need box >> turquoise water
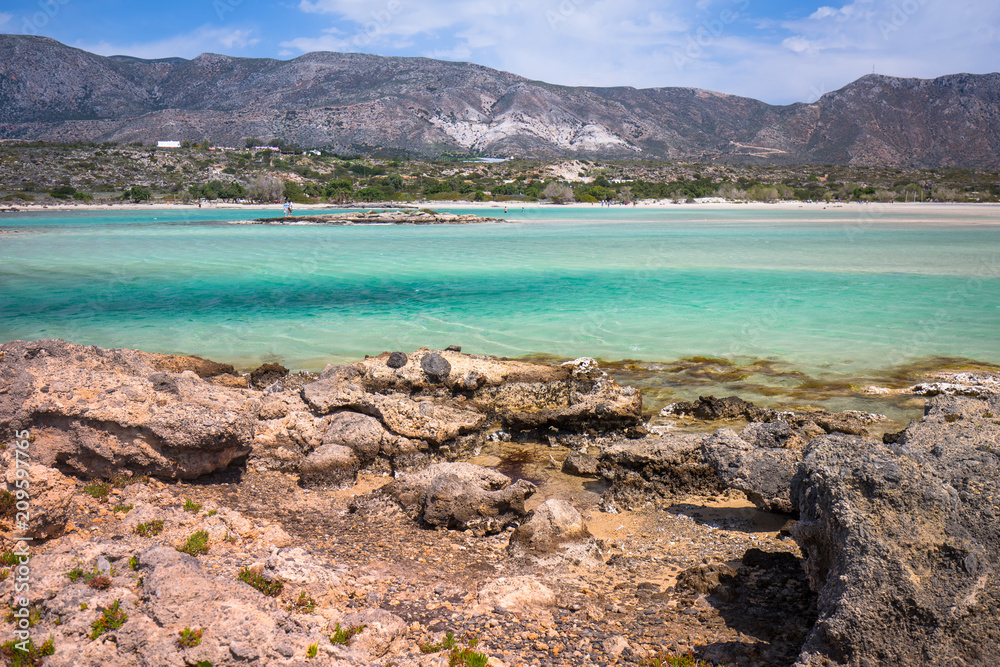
[2,206,999,401]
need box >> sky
[3,0,998,104]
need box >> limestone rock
[0,339,256,480]
[321,410,413,463]
[701,428,800,514]
[2,464,75,539]
[302,348,642,442]
[508,498,590,552]
[476,576,556,615]
[561,451,599,477]
[299,444,360,487]
[598,433,723,510]
[383,462,534,535]
[790,394,1000,666]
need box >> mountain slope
[1,35,999,166]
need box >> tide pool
[2,206,999,407]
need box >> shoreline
[5,198,1000,218]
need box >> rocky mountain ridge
[2,35,1000,166]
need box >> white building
[157,141,182,148]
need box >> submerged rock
[790,394,1000,666]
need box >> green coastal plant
[419,631,487,666]
[329,622,365,646]
[112,503,133,513]
[236,568,283,597]
[289,591,316,613]
[0,490,16,517]
[178,627,203,648]
[307,642,319,658]
[89,600,127,640]
[177,530,209,556]
[0,635,55,666]
[134,520,164,537]
[83,481,111,500]
[183,498,202,513]
[639,651,719,667]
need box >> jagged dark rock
[3,35,1000,166]
[665,395,775,422]
[789,394,1000,666]
[701,428,800,514]
[249,362,289,388]
[561,451,599,477]
[598,434,724,510]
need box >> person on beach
[283,201,290,217]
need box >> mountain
[2,34,1000,167]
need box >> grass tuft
[177,530,209,556]
[329,622,365,646]
[236,567,283,597]
[134,520,164,537]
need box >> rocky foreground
[0,339,998,666]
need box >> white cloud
[0,12,11,28]
[277,0,1000,103]
[75,26,260,60]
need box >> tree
[247,174,283,202]
[542,182,574,204]
[123,185,151,202]
[323,179,353,203]
[283,181,309,203]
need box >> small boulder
[701,428,800,514]
[386,351,408,369]
[420,352,452,380]
[298,444,360,487]
[509,498,590,552]
[250,362,289,388]
[476,576,556,615]
[561,451,599,477]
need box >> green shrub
[177,530,209,556]
[236,568,283,597]
[307,642,318,658]
[89,600,127,640]
[178,627,203,648]
[0,490,16,517]
[639,651,718,667]
[289,591,316,613]
[0,635,55,665]
[329,622,365,646]
[83,481,111,501]
[134,520,164,537]
[183,498,202,513]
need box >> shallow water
[2,205,998,419]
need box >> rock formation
[1,340,641,487]
[790,394,1000,665]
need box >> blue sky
[3,0,998,104]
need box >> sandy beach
[5,198,1000,221]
